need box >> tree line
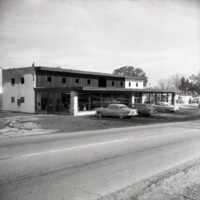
[156,72,200,95]
[113,66,200,95]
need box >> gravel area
[99,158,200,200]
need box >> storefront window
[112,93,131,105]
[36,92,48,111]
[91,93,101,109]
[102,93,112,107]
[78,93,89,111]
[36,92,70,114]
[78,92,132,111]
[61,93,70,112]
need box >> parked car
[96,104,137,118]
[130,103,156,116]
[153,102,179,113]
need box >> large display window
[78,92,131,111]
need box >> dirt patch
[0,115,53,138]
[0,108,199,138]
[99,158,200,200]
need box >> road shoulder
[99,157,200,200]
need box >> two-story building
[2,66,176,116]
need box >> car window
[119,105,129,110]
[108,105,117,109]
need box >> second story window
[87,79,91,85]
[47,76,52,82]
[112,81,115,86]
[75,79,79,84]
[62,77,66,84]
[21,77,24,84]
[129,82,131,87]
[120,82,123,87]
[11,78,15,86]
[11,97,15,103]
[136,83,138,87]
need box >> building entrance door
[47,92,62,114]
[46,92,70,114]
[47,92,55,114]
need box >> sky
[0,0,199,88]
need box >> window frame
[11,78,15,86]
[75,78,79,84]
[21,77,25,84]
[11,97,15,103]
[20,97,25,103]
[87,79,91,85]
[47,76,52,83]
[62,77,66,84]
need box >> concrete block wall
[2,67,36,113]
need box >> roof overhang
[82,87,177,93]
[34,87,177,94]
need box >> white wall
[125,79,144,89]
[2,68,35,113]
[70,91,78,116]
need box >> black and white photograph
[0,0,200,199]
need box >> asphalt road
[0,120,200,200]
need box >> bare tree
[157,79,167,90]
[170,73,182,90]
[156,78,174,90]
[156,73,182,91]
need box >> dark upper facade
[35,66,144,89]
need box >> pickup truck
[96,104,137,118]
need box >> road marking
[20,129,189,158]
[22,138,129,158]
[0,156,13,160]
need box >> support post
[155,93,157,104]
[172,93,175,105]
[100,93,103,107]
[142,93,145,103]
[161,93,163,102]
[70,91,78,116]
[149,93,151,103]
[88,93,91,110]
[131,93,135,104]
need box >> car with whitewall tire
[96,104,137,119]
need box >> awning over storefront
[34,86,177,94]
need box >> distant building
[2,66,176,116]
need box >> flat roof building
[2,66,176,116]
